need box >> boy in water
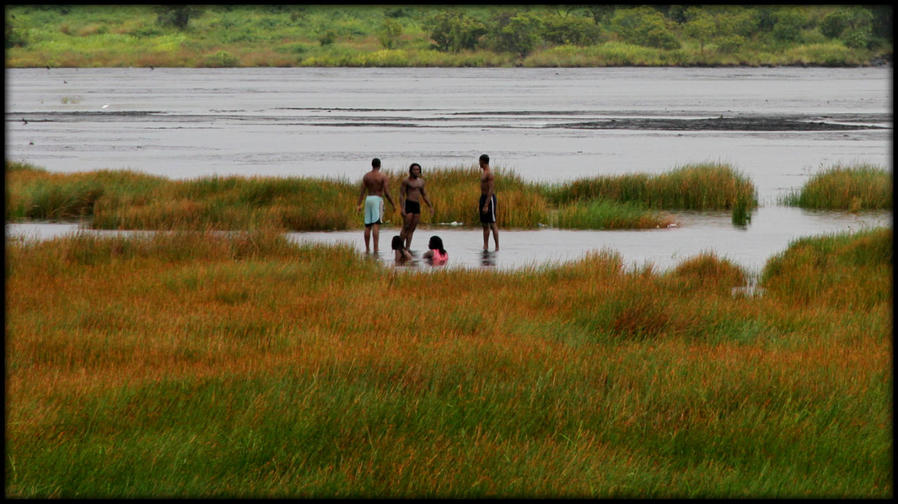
[399,162,434,250]
[356,157,396,253]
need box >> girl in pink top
[423,235,448,265]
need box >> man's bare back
[362,170,389,196]
[480,169,494,196]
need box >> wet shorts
[479,194,497,224]
[404,199,421,215]
[364,195,383,226]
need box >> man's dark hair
[479,154,489,164]
[409,162,421,175]
[372,158,381,168]
[391,235,404,250]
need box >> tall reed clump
[782,163,891,211]
[547,162,757,212]
[551,199,674,229]
[761,227,891,309]
[6,162,136,221]
[6,229,890,498]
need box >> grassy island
[6,161,758,231]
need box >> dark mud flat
[557,114,890,131]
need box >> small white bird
[101,104,109,109]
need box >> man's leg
[491,223,499,251]
[483,225,490,251]
[405,214,419,249]
[400,213,410,244]
[363,225,372,253]
[372,223,380,252]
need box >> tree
[771,8,807,43]
[156,5,202,30]
[585,5,615,25]
[610,7,680,50]
[541,13,601,46]
[425,11,486,52]
[485,11,543,57]
[821,7,874,48]
[683,8,715,55]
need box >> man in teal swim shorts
[356,157,396,253]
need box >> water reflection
[481,250,497,268]
[7,206,890,276]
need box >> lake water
[5,67,892,273]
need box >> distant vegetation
[6,225,891,497]
[5,5,892,67]
[5,161,761,231]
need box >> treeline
[5,5,892,67]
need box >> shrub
[377,18,402,49]
[540,13,601,46]
[772,8,808,43]
[821,9,851,38]
[610,6,680,50]
[202,50,239,67]
[156,6,202,30]
[484,10,543,57]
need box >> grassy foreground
[6,161,760,231]
[5,226,891,498]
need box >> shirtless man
[356,157,396,253]
[399,162,434,250]
[479,153,499,251]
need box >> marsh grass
[7,161,759,231]
[546,162,757,212]
[551,199,674,229]
[5,227,891,498]
[761,227,891,308]
[782,164,892,211]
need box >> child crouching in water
[423,235,448,265]
[392,235,412,264]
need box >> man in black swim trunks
[479,154,499,251]
[399,162,434,250]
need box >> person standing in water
[399,162,434,250]
[356,157,396,253]
[478,154,499,251]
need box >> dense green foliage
[5,5,891,67]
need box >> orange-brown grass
[5,227,890,496]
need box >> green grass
[782,164,892,211]
[5,227,891,497]
[551,199,674,229]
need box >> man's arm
[420,183,434,214]
[383,178,396,210]
[399,179,408,216]
[357,181,367,210]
